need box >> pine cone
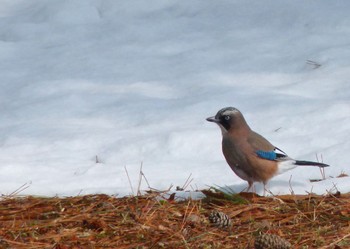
[208,210,232,228]
[254,234,291,249]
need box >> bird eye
[224,115,230,121]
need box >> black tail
[295,160,329,167]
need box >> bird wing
[247,131,289,161]
[247,131,274,151]
[256,147,288,161]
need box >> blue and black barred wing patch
[256,147,288,161]
[256,150,277,160]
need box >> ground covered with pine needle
[0,190,349,249]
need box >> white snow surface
[1,1,350,197]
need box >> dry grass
[0,191,349,248]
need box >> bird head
[206,107,249,133]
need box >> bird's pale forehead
[222,110,238,115]
[219,107,239,116]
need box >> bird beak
[206,116,219,123]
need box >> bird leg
[240,181,254,193]
[247,181,254,192]
[263,183,267,196]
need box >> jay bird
[207,107,329,191]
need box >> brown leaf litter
[0,191,349,248]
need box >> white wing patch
[274,147,288,157]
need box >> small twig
[320,154,326,180]
[76,189,83,196]
[140,199,157,222]
[316,153,326,180]
[176,174,194,191]
[320,167,325,180]
[326,182,339,195]
[180,235,191,249]
[142,170,152,189]
[149,184,173,194]
[8,182,31,197]
[306,59,321,69]
[182,173,193,191]
[274,127,282,132]
[320,230,350,249]
[181,200,192,229]
[288,175,295,195]
[181,200,196,231]
[137,162,143,196]
[264,186,285,204]
[190,185,195,192]
[124,166,135,196]
[305,186,314,195]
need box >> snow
[0,0,350,197]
